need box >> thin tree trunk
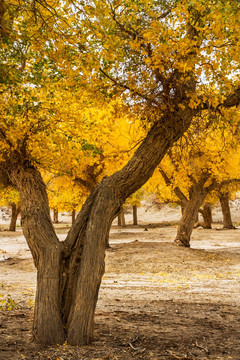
[117,212,121,226]
[53,208,59,223]
[9,202,21,231]
[219,193,235,229]
[133,205,138,225]
[201,202,212,229]
[175,177,210,247]
[120,206,126,227]
[72,209,76,225]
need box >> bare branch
[99,68,159,105]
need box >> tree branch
[99,68,159,105]
[159,167,189,206]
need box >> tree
[219,192,235,229]
[126,188,146,225]
[0,0,240,346]
[8,202,21,231]
[157,166,216,246]
[0,186,20,231]
[149,108,240,246]
[47,174,86,224]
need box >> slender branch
[174,187,189,206]
[159,167,189,206]
[220,178,240,188]
[108,3,141,40]
[99,68,159,105]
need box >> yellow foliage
[0,0,239,211]
[147,108,240,204]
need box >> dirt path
[0,226,240,359]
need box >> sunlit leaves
[74,0,240,116]
[0,0,239,212]
[147,108,240,204]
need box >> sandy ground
[0,204,240,359]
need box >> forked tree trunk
[53,208,59,223]
[9,202,21,231]
[219,193,235,229]
[9,108,196,345]
[175,177,210,247]
[201,202,212,229]
[133,205,138,225]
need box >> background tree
[148,109,240,246]
[219,191,236,229]
[0,186,20,231]
[47,175,85,224]
[126,188,147,225]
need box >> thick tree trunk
[175,177,210,247]
[219,193,235,229]
[34,246,65,344]
[10,168,65,345]
[201,202,212,229]
[66,185,114,344]
[9,202,21,231]
[53,208,59,223]
[133,205,138,225]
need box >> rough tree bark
[133,205,138,225]
[9,202,21,231]
[9,167,65,344]
[219,192,235,229]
